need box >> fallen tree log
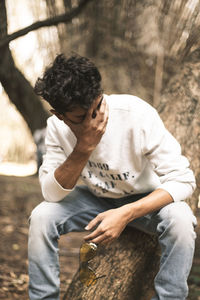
[63,227,159,300]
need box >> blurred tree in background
[0,0,199,204]
[2,0,200,109]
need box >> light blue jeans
[28,185,197,300]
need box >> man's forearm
[54,97,108,189]
[123,189,173,223]
[83,188,174,245]
[54,145,92,189]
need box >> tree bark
[158,48,200,212]
[63,227,159,300]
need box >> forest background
[0,0,200,299]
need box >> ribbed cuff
[157,181,194,202]
[40,170,74,202]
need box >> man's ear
[50,109,64,121]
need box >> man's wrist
[74,142,94,155]
[121,201,142,223]
[119,204,136,224]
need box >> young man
[28,54,197,300]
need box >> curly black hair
[34,54,103,114]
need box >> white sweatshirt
[39,94,196,202]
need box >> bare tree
[0,0,49,134]
[0,0,93,134]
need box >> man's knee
[157,201,197,242]
[29,202,56,233]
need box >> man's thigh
[127,201,196,235]
[30,185,113,234]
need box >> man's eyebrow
[75,113,87,118]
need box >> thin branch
[0,0,93,48]
[181,26,200,61]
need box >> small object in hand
[79,242,106,287]
[80,242,97,262]
[92,96,103,118]
[92,111,97,118]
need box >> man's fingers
[86,95,103,119]
[91,98,108,126]
[103,101,109,124]
[84,227,102,241]
[89,234,110,245]
[84,215,104,241]
[85,215,100,231]
[96,101,108,131]
[85,231,113,245]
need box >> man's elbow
[41,186,71,202]
[39,170,73,202]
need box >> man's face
[61,95,103,125]
[63,107,87,125]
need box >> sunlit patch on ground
[0,161,37,177]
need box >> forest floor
[0,174,200,300]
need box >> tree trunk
[158,48,200,212]
[0,0,49,135]
[0,48,49,134]
[63,227,159,300]
[64,47,200,300]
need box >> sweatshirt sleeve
[39,118,74,202]
[141,108,196,202]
